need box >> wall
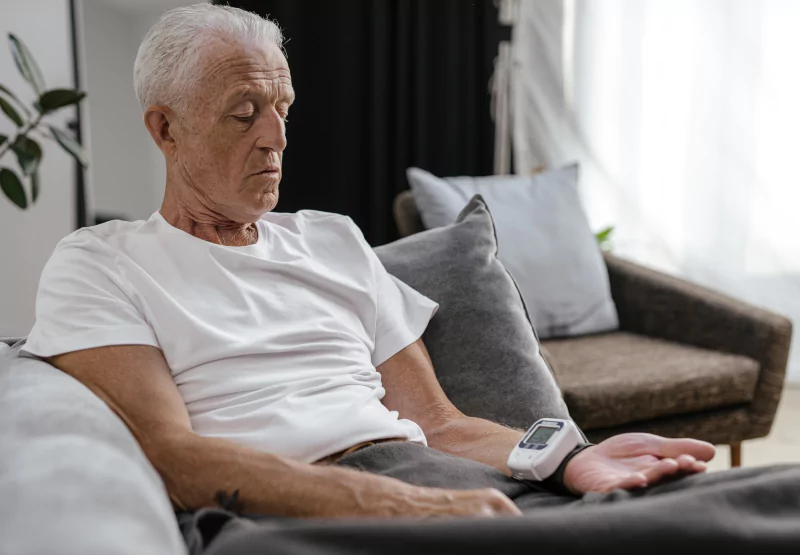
[81,0,174,222]
[79,0,206,222]
[81,0,159,221]
[0,0,77,336]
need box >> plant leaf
[1,83,32,119]
[10,135,42,175]
[0,167,28,209]
[0,95,24,126]
[30,170,39,203]
[49,125,89,167]
[595,226,615,243]
[0,83,18,101]
[37,89,86,114]
[8,34,46,95]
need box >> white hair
[133,3,284,112]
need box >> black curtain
[216,0,503,245]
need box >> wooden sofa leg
[730,442,742,467]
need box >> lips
[252,166,280,178]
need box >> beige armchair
[394,190,793,467]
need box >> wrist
[547,443,594,496]
[562,449,586,495]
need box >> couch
[394,190,794,466]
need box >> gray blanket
[179,442,800,554]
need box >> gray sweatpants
[179,442,800,554]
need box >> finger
[641,458,680,485]
[484,489,522,517]
[675,454,697,472]
[615,471,648,490]
[691,460,708,473]
[675,454,708,475]
[648,437,716,462]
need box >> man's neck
[159,180,259,247]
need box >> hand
[397,486,522,518]
[563,433,716,495]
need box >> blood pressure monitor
[507,418,583,482]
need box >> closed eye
[277,102,290,122]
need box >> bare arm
[377,339,524,475]
[49,344,518,517]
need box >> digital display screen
[524,425,557,445]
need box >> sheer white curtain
[513,0,800,382]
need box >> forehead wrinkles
[228,68,293,98]
[207,57,291,81]
[199,36,288,78]
[207,57,292,103]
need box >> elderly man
[23,4,800,554]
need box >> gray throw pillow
[407,164,619,339]
[375,195,571,429]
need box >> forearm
[425,416,524,475]
[145,430,429,517]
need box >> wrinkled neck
[159,171,258,247]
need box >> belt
[314,437,407,465]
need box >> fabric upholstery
[392,191,425,237]
[605,254,793,440]
[585,406,756,446]
[393,190,425,237]
[405,165,619,338]
[543,332,760,430]
[375,195,571,430]
[0,343,186,555]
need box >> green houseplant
[0,33,88,209]
[595,225,614,252]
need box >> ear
[143,105,177,155]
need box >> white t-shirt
[24,210,438,463]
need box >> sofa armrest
[604,253,793,430]
[394,190,425,238]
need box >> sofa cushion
[0,343,186,555]
[543,332,760,430]
[406,164,619,339]
[375,195,572,430]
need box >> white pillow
[407,164,618,338]
[0,343,186,555]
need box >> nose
[254,107,287,154]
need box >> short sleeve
[372,271,439,366]
[344,218,438,367]
[23,232,158,358]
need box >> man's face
[171,38,294,223]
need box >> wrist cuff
[541,443,594,497]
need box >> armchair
[394,190,793,467]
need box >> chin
[243,190,279,220]
[260,189,279,211]
[232,180,279,221]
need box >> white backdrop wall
[513,0,800,383]
[81,0,193,222]
[81,0,160,222]
[0,1,77,336]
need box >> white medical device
[507,418,583,481]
